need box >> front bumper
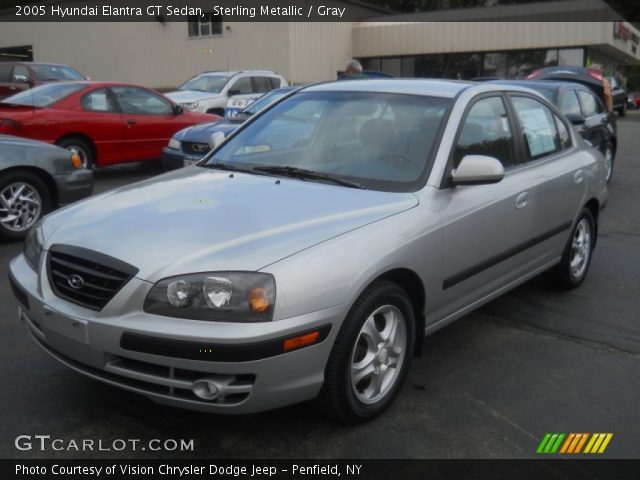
[9,254,344,414]
[161,148,206,171]
[54,169,94,207]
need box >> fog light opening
[192,378,223,400]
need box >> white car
[166,70,287,116]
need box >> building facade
[0,1,638,89]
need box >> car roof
[197,70,282,76]
[3,61,75,67]
[303,79,475,98]
[488,79,590,91]
[301,78,554,99]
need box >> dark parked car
[162,87,295,170]
[491,80,617,182]
[607,76,628,116]
[0,135,93,240]
[0,62,87,100]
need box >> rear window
[31,65,85,81]
[2,82,85,107]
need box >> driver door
[109,86,179,162]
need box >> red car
[0,82,217,168]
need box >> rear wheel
[603,141,615,183]
[546,208,595,289]
[56,137,94,169]
[617,101,627,117]
[315,280,415,423]
[0,171,52,241]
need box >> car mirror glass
[565,113,586,125]
[451,155,505,186]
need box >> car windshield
[31,65,85,81]
[179,74,231,93]
[206,91,451,192]
[243,90,291,115]
[1,82,85,107]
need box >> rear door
[508,94,586,263]
[110,86,179,162]
[435,95,535,316]
[575,88,608,152]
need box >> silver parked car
[9,80,607,422]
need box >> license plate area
[42,308,89,345]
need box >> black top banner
[0,0,635,22]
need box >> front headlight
[24,221,44,271]
[167,137,181,150]
[144,272,275,322]
[181,102,199,111]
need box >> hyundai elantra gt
[9,80,607,422]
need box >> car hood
[175,119,243,143]
[166,90,223,103]
[43,167,418,282]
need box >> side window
[268,77,281,89]
[111,87,173,115]
[229,77,253,95]
[559,90,581,116]
[253,77,273,93]
[0,64,12,82]
[554,115,572,150]
[81,88,117,113]
[453,96,514,168]
[576,90,600,117]
[12,65,30,82]
[511,96,560,160]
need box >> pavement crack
[464,393,536,444]
[483,316,640,358]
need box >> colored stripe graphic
[539,433,613,454]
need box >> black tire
[56,137,95,169]
[315,280,416,423]
[0,170,52,241]
[546,208,596,289]
[617,101,627,117]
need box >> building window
[188,14,222,38]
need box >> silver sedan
[9,80,607,423]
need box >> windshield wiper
[253,166,365,189]
[202,162,260,174]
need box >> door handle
[574,170,584,184]
[515,192,529,209]
[126,119,137,125]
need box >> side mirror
[172,104,183,115]
[565,113,586,126]
[13,74,30,84]
[451,155,505,186]
[228,89,241,97]
[208,131,226,150]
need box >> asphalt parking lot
[1,114,639,460]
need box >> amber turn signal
[249,287,271,313]
[71,152,82,169]
[283,330,320,352]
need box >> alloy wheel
[569,218,592,280]
[350,304,407,405]
[0,182,42,232]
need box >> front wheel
[0,171,52,241]
[315,280,415,423]
[603,141,615,183]
[617,102,627,117]
[546,208,596,289]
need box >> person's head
[345,59,363,76]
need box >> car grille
[182,141,209,155]
[47,244,138,311]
